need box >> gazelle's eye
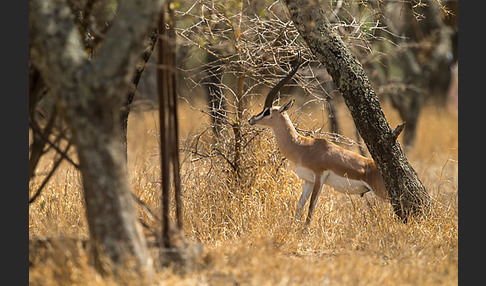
[263,109,270,116]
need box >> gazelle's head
[248,99,294,128]
[248,52,302,128]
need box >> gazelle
[248,53,388,228]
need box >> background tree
[369,0,457,150]
[29,0,164,276]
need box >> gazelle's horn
[263,51,303,109]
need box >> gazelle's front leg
[294,180,313,223]
[305,172,329,229]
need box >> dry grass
[29,100,458,285]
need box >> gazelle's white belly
[295,165,370,195]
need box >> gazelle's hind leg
[295,180,313,223]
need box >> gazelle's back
[303,138,387,199]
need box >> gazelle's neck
[270,113,310,163]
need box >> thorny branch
[173,0,401,181]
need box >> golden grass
[29,100,458,285]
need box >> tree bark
[29,0,163,276]
[282,0,430,220]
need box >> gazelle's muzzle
[248,108,268,126]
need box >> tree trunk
[68,97,152,275]
[283,0,430,220]
[204,50,228,138]
[29,0,163,276]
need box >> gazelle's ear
[279,99,294,113]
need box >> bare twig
[29,141,73,204]
[29,122,79,169]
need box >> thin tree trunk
[157,2,186,266]
[204,50,228,138]
[322,81,340,134]
[283,0,430,220]
[157,5,172,249]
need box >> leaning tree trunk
[29,0,163,276]
[120,29,159,163]
[283,0,430,220]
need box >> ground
[29,99,458,285]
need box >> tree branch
[90,0,164,101]
[29,0,89,93]
[29,141,73,204]
[391,122,406,141]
